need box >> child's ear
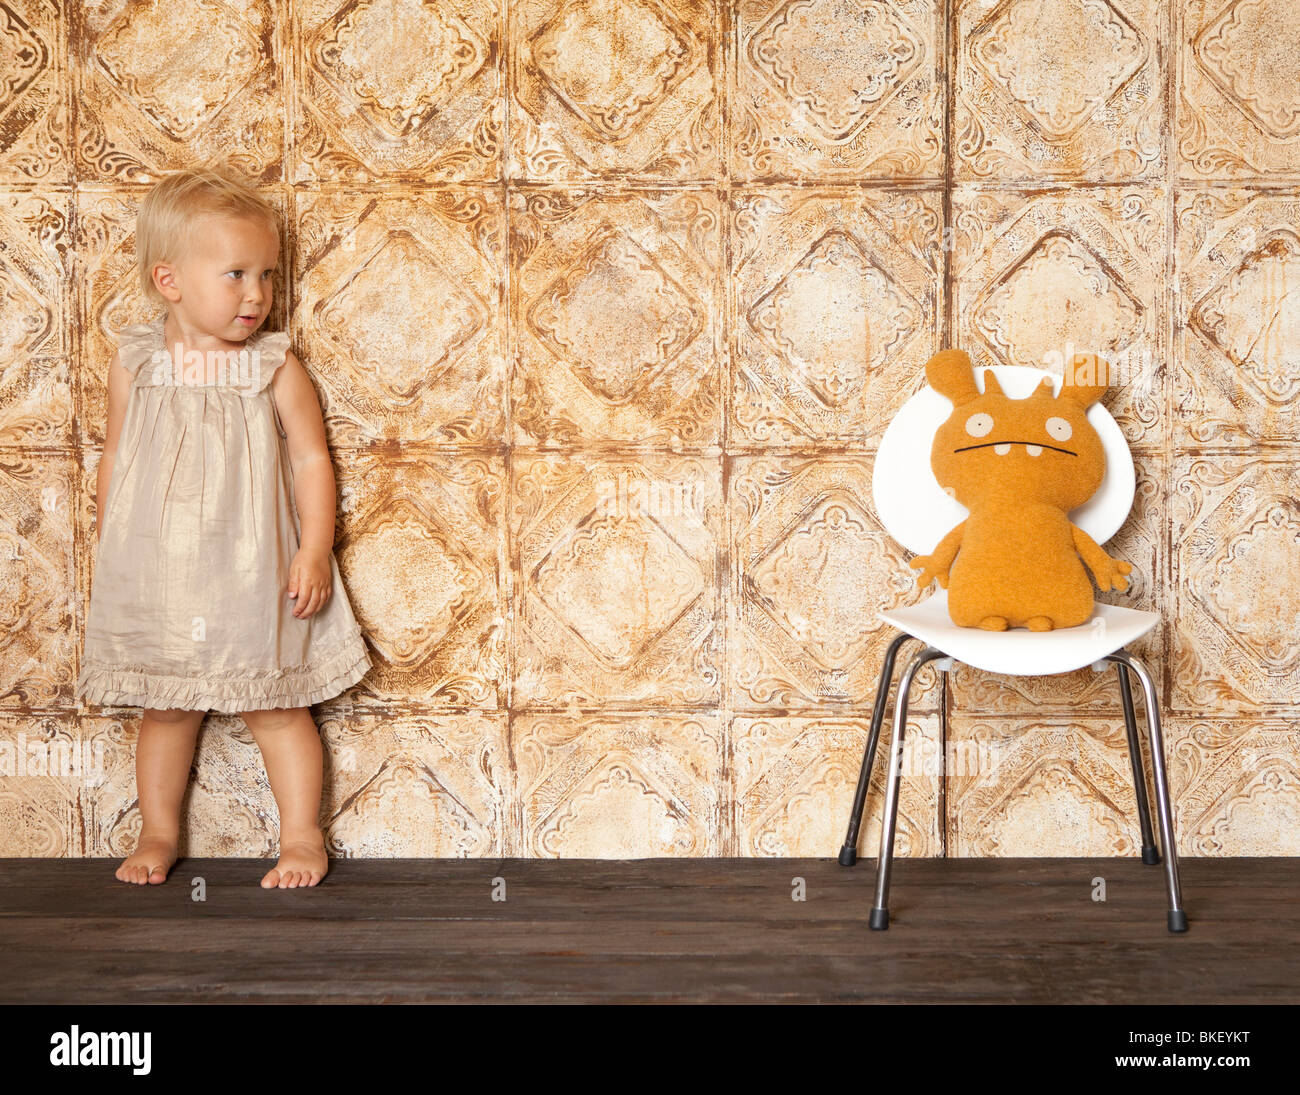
[924,349,981,406]
[1059,352,1111,408]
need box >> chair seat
[879,589,1159,676]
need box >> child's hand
[287,549,332,618]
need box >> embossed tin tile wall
[2,1,1297,858]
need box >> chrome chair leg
[1117,661,1160,866]
[839,631,914,867]
[1106,649,1188,933]
[870,646,948,930]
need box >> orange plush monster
[909,349,1132,631]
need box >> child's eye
[1046,416,1073,441]
[965,413,994,437]
[227,270,243,278]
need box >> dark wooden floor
[1,857,1295,1003]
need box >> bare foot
[261,832,329,889]
[116,835,178,885]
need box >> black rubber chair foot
[838,846,857,867]
[1141,846,1161,865]
[1168,910,1189,933]
[869,907,889,930]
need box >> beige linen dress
[76,315,372,712]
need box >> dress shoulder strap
[113,317,164,380]
[247,329,291,393]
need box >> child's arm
[1071,523,1132,592]
[269,349,337,619]
[909,520,965,590]
[96,350,134,543]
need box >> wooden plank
[1,858,1296,1003]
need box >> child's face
[163,214,279,340]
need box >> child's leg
[240,705,328,889]
[116,707,205,885]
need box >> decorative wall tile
[0,189,72,447]
[77,713,142,857]
[333,450,506,707]
[322,710,510,856]
[952,185,1167,446]
[955,0,1165,182]
[731,187,942,447]
[71,0,284,182]
[0,0,69,184]
[0,451,76,709]
[73,188,150,449]
[510,187,722,447]
[733,711,941,858]
[0,715,83,856]
[1170,717,1300,856]
[4,6,1298,861]
[1178,0,1300,179]
[1172,454,1300,714]
[292,0,504,183]
[949,453,1167,714]
[1174,187,1300,446]
[164,714,281,858]
[730,0,944,181]
[512,453,721,707]
[729,454,941,710]
[947,714,1161,856]
[293,188,506,447]
[514,712,722,856]
[509,0,721,181]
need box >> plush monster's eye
[1046,416,1073,441]
[965,413,994,438]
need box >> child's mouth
[237,315,259,327]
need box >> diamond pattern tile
[0,3,1292,858]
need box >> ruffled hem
[76,629,372,713]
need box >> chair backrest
[872,365,1136,556]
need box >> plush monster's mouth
[953,440,1077,457]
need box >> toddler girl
[77,169,371,889]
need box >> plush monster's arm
[1071,524,1133,592]
[909,520,966,590]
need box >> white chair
[838,365,1187,932]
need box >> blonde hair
[136,168,280,308]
